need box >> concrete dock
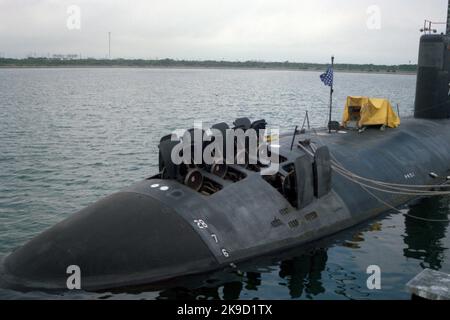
[406,269,450,300]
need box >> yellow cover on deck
[342,96,400,128]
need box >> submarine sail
[414,34,450,119]
[414,0,450,119]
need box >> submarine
[3,11,450,292]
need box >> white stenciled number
[221,248,230,258]
[211,234,219,243]
[194,219,208,229]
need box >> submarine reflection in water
[403,196,450,270]
[113,246,330,300]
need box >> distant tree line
[0,57,417,73]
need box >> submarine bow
[2,191,217,290]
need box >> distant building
[51,54,79,60]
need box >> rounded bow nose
[2,192,216,290]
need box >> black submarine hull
[2,117,450,291]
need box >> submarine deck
[279,117,450,156]
[277,117,450,223]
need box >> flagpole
[328,56,334,133]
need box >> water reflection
[110,246,329,300]
[341,222,382,250]
[278,248,327,298]
[403,196,450,270]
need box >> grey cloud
[0,0,447,64]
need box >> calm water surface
[0,68,449,300]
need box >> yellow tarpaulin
[342,96,400,128]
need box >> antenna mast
[421,1,449,35]
[108,32,111,59]
[447,0,450,35]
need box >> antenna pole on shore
[108,32,111,59]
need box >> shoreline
[0,65,416,76]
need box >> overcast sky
[0,0,448,64]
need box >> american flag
[320,66,333,87]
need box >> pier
[407,269,450,300]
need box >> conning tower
[414,0,450,119]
